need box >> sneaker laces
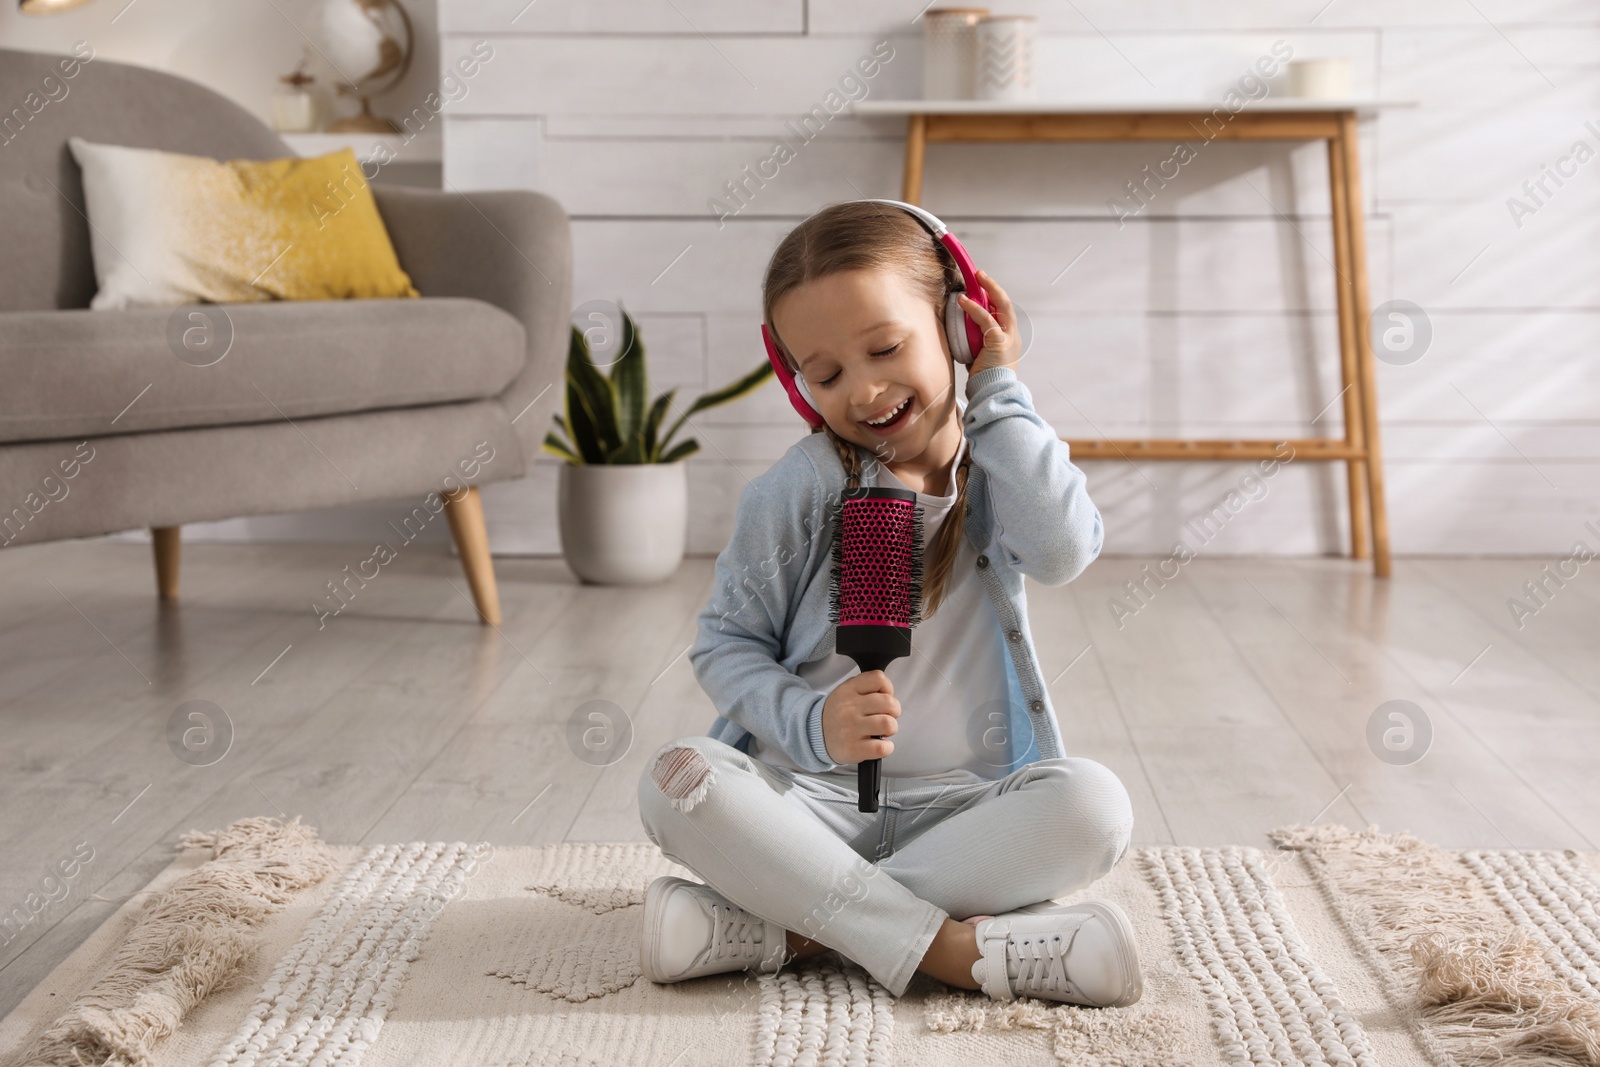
[706,901,766,965]
[1008,929,1079,999]
[978,916,1089,1001]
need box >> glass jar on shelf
[272,55,318,133]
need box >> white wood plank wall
[432,0,1599,558]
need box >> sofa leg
[152,526,180,600]
[443,486,502,626]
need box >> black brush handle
[858,757,882,814]
[847,647,899,814]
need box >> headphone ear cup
[945,291,973,365]
[794,374,821,420]
[763,322,825,427]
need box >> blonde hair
[762,201,973,622]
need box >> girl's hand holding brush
[822,671,901,764]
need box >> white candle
[1287,59,1352,99]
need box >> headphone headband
[859,198,950,238]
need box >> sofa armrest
[372,185,572,471]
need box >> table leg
[902,114,927,205]
[1327,127,1371,562]
[1337,112,1392,578]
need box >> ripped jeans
[636,735,1135,996]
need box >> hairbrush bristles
[826,488,925,631]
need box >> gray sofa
[0,47,572,624]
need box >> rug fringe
[925,990,1199,1067]
[1270,823,1600,1067]
[1412,930,1600,1066]
[925,995,1057,1033]
[16,816,338,1067]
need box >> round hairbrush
[827,486,926,813]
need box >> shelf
[853,98,1417,117]
[279,130,442,164]
[1063,438,1362,461]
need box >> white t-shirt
[749,433,1012,782]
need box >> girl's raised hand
[957,269,1023,377]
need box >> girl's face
[771,267,959,469]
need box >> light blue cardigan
[689,364,1104,776]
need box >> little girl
[635,200,1140,1006]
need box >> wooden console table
[854,99,1415,577]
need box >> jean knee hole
[652,745,715,813]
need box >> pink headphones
[761,199,991,429]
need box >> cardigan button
[1029,699,1043,713]
[1007,629,1021,642]
[976,554,988,569]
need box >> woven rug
[3,819,1599,1067]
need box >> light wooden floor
[2,541,1597,1018]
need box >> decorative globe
[316,0,414,132]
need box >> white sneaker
[640,876,787,983]
[970,898,1142,1007]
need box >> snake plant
[543,306,774,465]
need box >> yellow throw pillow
[67,137,420,308]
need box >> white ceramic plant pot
[557,461,687,585]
